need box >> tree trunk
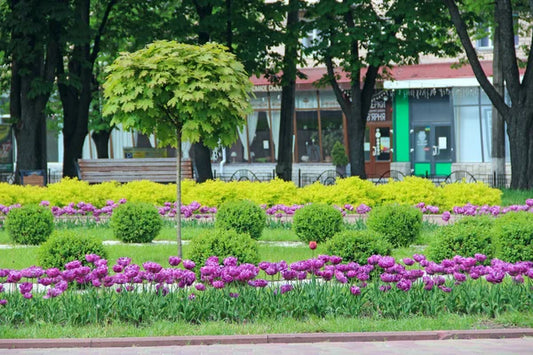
[92,130,112,158]
[444,0,533,189]
[12,75,49,179]
[59,0,116,177]
[491,11,506,186]
[276,80,296,181]
[9,1,57,184]
[507,110,533,189]
[60,0,92,178]
[190,1,215,182]
[61,85,91,177]
[275,0,299,181]
[346,108,367,179]
[176,127,183,258]
[191,143,212,182]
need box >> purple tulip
[379,285,392,292]
[182,260,196,270]
[19,282,33,294]
[378,256,395,269]
[168,256,182,266]
[212,280,225,289]
[143,262,162,274]
[396,279,412,292]
[278,284,293,294]
[402,258,415,266]
[350,285,361,295]
[65,260,82,270]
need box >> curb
[1,328,532,349]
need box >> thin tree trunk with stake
[175,126,183,258]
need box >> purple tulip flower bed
[1,253,531,325]
[0,198,532,224]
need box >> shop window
[296,111,319,162]
[320,110,344,160]
[249,112,273,163]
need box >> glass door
[365,124,392,178]
[412,124,453,176]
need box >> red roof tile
[251,61,499,87]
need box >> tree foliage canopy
[103,40,253,148]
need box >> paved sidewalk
[1,329,532,354]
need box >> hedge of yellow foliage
[0,176,501,210]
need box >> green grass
[0,221,440,268]
[500,188,533,206]
[0,241,425,269]
[0,311,531,339]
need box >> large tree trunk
[61,81,91,177]
[12,74,49,179]
[507,110,533,189]
[191,143,212,182]
[491,11,506,186]
[276,80,296,181]
[92,130,112,158]
[444,0,533,189]
[275,0,299,181]
[60,0,91,178]
[191,1,215,182]
[59,0,116,177]
[346,107,367,179]
[9,0,57,184]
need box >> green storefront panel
[394,91,410,162]
[435,163,452,176]
[414,163,431,176]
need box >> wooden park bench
[77,158,194,184]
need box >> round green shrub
[427,216,495,262]
[293,203,343,243]
[366,204,422,247]
[109,202,163,243]
[38,230,108,269]
[326,230,393,264]
[5,205,54,245]
[493,212,533,263]
[215,200,266,240]
[188,229,259,267]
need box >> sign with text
[0,124,13,172]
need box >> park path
[1,329,533,355]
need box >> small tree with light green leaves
[103,40,253,257]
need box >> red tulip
[309,241,317,250]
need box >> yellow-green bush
[375,176,440,206]
[0,176,502,210]
[298,177,377,206]
[0,183,45,206]
[437,181,501,211]
[248,178,299,206]
[114,180,175,205]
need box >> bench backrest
[77,158,193,184]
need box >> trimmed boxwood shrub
[38,231,108,269]
[326,230,392,264]
[366,204,422,247]
[293,203,343,243]
[109,202,163,243]
[427,216,495,262]
[215,200,266,240]
[188,229,259,267]
[493,212,533,263]
[5,205,54,245]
